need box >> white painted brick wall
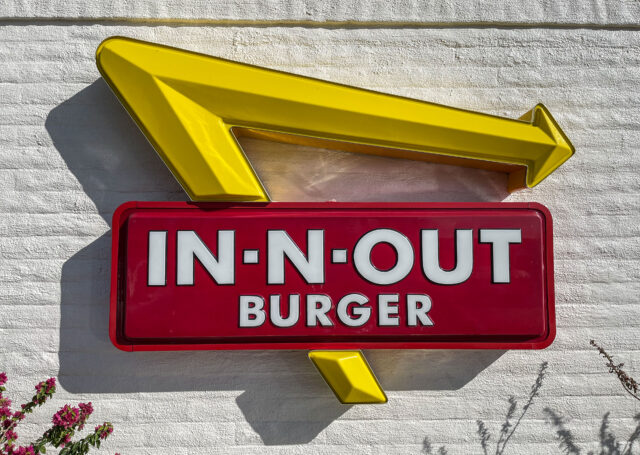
[0,2,639,454]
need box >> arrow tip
[309,351,387,404]
[514,104,574,190]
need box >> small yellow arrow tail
[309,351,387,404]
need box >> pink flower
[77,402,93,430]
[0,398,12,418]
[52,404,80,429]
[45,378,56,391]
[0,372,7,386]
[5,429,18,441]
[95,422,114,439]
[60,434,71,448]
[79,402,93,416]
[34,377,56,395]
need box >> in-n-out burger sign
[98,37,569,403]
[110,202,554,351]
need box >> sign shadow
[47,79,508,445]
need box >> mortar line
[1,17,640,31]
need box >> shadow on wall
[46,78,509,445]
[422,361,547,455]
[544,408,640,455]
[423,362,640,455]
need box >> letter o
[353,229,414,285]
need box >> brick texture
[0,9,639,455]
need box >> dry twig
[591,340,640,402]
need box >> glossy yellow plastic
[308,351,387,404]
[96,36,574,201]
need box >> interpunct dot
[243,249,259,264]
[332,249,348,263]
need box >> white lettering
[378,294,400,326]
[353,229,414,285]
[147,231,167,286]
[269,294,300,327]
[421,229,473,285]
[239,295,266,327]
[268,230,324,284]
[177,230,235,285]
[306,295,333,326]
[407,294,433,326]
[337,293,371,327]
[479,229,521,283]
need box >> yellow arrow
[309,351,387,404]
[96,36,573,201]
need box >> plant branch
[591,340,640,402]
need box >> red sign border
[110,201,555,352]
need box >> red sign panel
[110,202,554,351]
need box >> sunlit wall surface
[1,2,639,453]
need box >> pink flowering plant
[0,373,118,455]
